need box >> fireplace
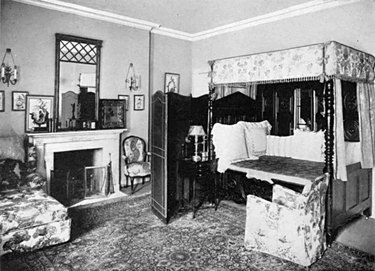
[27,129,124,205]
[51,149,107,206]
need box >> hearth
[51,149,107,206]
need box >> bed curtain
[357,82,375,169]
[334,78,348,181]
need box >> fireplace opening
[51,149,106,206]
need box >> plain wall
[0,0,192,141]
[151,34,192,96]
[191,1,375,97]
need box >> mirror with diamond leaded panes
[54,34,102,131]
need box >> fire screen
[84,166,107,198]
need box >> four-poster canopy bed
[149,40,374,266]
[206,41,375,260]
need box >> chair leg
[130,177,134,194]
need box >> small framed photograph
[25,95,54,132]
[12,91,29,111]
[99,99,126,129]
[134,94,145,111]
[0,91,4,112]
[118,94,129,110]
[164,73,180,93]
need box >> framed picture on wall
[25,95,54,132]
[0,91,4,112]
[12,91,29,111]
[99,99,127,129]
[118,94,129,110]
[164,73,180,93]
[134,94,145,111]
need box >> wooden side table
[178,159,218,218]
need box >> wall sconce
[125,63,140,91]
[1,48,18,87]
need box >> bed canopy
[211,41,375,85]
[208,41,375,181]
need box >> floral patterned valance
[211,41,375,85]
[212,44,325,85]
[325,41,375,82]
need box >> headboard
[212,92,259,125]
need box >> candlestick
[13,66,17,80]
[1,65,5,79]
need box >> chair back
[123,136,147,163]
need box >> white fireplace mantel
[28,129,126,195]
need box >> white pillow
[266,135,293,157]
[266,135,276,156]
[283,136,294,158]
[237,120,272,134]
[244,127,267,157]
[212,123,248,172]
[291,129,325,162]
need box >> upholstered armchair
[122,136,151,194]
[244,173,329,267]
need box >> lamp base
[192,155,201,162]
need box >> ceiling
[58,0,313,33]
[14,0,363,40]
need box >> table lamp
[188,125,206,162]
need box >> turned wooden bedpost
[207,60,221,208]
[207,60,215,161]
[325,79,334,245]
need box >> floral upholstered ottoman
[0,188,71,255]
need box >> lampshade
[188,125,206,136]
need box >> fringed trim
[328,74,375,84]
[213,74,374,86]
[213,76,321,86]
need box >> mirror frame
[54,33,102,131]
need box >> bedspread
[229,155,325,193]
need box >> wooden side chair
[122,135,151,194]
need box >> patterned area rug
[1,194,374,271]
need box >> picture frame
[99,99,127,129]
[0,91,4,112]
[164,73,180,93]
[118,94,129,110]
[134,94,145,111]
[25,95,54,132]
[12,91,29,111]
